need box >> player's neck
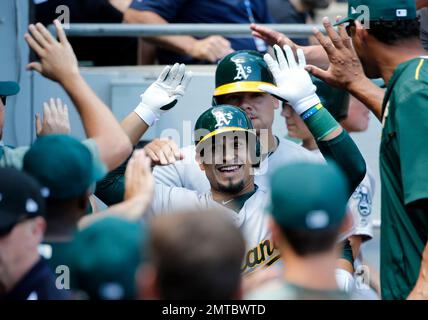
[374,40,427,85]
[302,138,318,151]
[281,250,339,291]
[211,181,255,203]
[267,131,278,153]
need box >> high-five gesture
[25,20,79,84]
[259,44,320,115]
[134,63,193,127]
[36,98,71,137]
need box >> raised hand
[134,63,193,126]
[25,20,79,84]
[259,44,320,115]
[36,98,71,137]
[143,138,184,166]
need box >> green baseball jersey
[380,57,428,300]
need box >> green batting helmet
[312,76,350,121]
[213,50,275,98]
[194,105,261,163]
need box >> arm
[305,18,385,120]
[250,24,330,69]
[24,20,132,171]
[123,9,233,63]
[260,44,366,193]
[417,0,428,9]
[78,149,154,229]
[121,63,192,145]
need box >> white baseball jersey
[145,184,278,274]
[310,149,375,240]
[152,136,323,193]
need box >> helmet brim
[213,81,275,97]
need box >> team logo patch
[212,110,233,128]
[232,60,252,81]
[352,185,371,217]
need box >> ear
[31,216,46,243]
[354,20,368,42]
[195,153,205,171]
[273,97,280,110]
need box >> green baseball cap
[69,217,146,300]
[23,134,106,200]
[0,81,20,96]
[269,162,349,230]
[335,0,417,26]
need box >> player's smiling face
[198,133,253,195]
[216,92,279,133]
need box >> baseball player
[96,49,365,203]
[298,0,428,300]
[101,45,366,276]
[282,78,376,294]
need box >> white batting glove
[134,63,193,126]
[259,44,321,115]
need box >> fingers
[250,23,279,46]
[144,139,182,165]
[322,17,344,49]
[297,48,307,69]
[336,16,353,49]
[54,19,68,44]
[164,63,180,86]
[174,70,193,97]
[43,101,51,122]
[24,33,44,57]
[35,22,55,45]
[313,27,337,58]
[170,64,186,88]
[35,113,42,136]
[263,53,281,79]
[258,84,283,99]
[284,45,297,69]
[26,62,43,73]
[305,65,330,83]
[49,98,59,119]
[28,24,49,49]
[158,65,172,82]
[273,44,288,71]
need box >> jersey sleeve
[153,162,184,188]
[129,0,188,21]
[396,85,428,205]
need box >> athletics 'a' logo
[212,111,233,128]
[234,63,252,80]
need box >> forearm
[318,130,366,196]
[417,0,428,9]
[123,8,198,56]
[121,112,150,146]
[61,74,132,170]
[78,195,150,229]
[302,104,366,194]
[348,77,385,121]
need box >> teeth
[219,165,240,172]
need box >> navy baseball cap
[0,168,46,237]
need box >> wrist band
[304,104,340,141]
[134,103,158,127]
[301,103,323,121]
